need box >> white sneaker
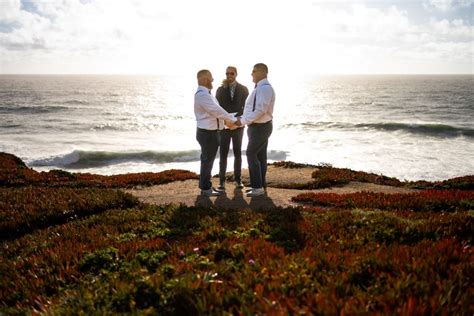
[201,188,222,196]
[246,188,265,197]
[246,187,266,193]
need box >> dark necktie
[230,84,235,100]
[252,89,257,112]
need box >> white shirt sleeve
[196,92,237,122]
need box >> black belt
[250,120,272,126]
[197,128,218,132]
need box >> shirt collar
[255,78,269,87]
[197,85,211,94]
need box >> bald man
[194,69,240,196]
[239,63,275,197]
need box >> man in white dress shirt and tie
[194,69,240,196]
[239,63,275,197]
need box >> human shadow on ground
[212,188,249,231]
[249,193,306,252]
[214,188,247,209]
[165,190,305,252]
[194,193,213,208]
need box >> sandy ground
[125,165,418,210]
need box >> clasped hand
[224,118,242,130]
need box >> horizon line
[1,73,473,76]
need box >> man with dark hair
[239,63,275,197]
[194,69,240,196]
[215,66,249,190]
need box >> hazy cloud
[1,0,472,74]
[427,0,474,11]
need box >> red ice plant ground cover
[292,190,474,212]
[1,153,473,314]
[1,204,472,314]
[0,152,198,188]
[0,187,139,239]
[272,161,474,190]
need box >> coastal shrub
[136,249,168,272]
[0,168,198,188]
[271,160,474,190]
[268,162,402,189]
[0,187,140,239]
[435,175,474,190]
[1,153,473,314]
[0,152,198,188]
[292,190,474,212]
[311,166,403,187]
[0,153,40,187]
[76,170,199,188]
[0,152,27,169]
[48,169,77,180]
[1,201,472,315]
[270,160,402,187]
[270,161,318,168]
[79,247,119,273]
[260,207,306,252]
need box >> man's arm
[197,93,237,122]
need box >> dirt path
[125,166,418,210]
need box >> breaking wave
[282,121,474,138]
[29,149,288,169]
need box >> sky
[0,0,473,75]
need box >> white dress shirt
[194,86,237,130]
[240,79,275,125]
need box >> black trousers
[246,121,273,189]
[196,128,220,190]
[219,127,244,184]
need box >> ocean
[1,74,473,181]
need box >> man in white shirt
[239,63,275,197]
[194,69,240,196]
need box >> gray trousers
[246,121,273,189]
[196,128,220,190]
